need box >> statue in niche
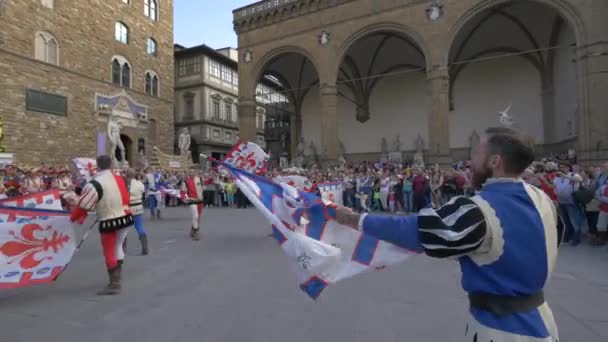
[469,130,480,150]
[338,140,347,169]
[107,114,125,163]
[309,141,319,164]
[178,128,191,157]
[293,137,306,168]
[413,134,425,167]
[381,137,388,155]
[137,149,149,170]
[392,134,402,152]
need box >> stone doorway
[116,134,133,164]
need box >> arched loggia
[448,0,580,156]
[253,51,320,163]
[333,27,429,159]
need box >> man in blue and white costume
[336,127,564,342]
[144,166,164,220]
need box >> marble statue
[413,134,425,167]
[469,130,480,150]
[137,149,149,170]
[108,114,125,163]
[309,141,319,164]
[338,140,347,169]
[381,137,388,155]
[293,137,306,168]
[178,128,191,156]
[392,134,402,152]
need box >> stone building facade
[174,43,286,163]
[233,0,608,165]
[0,0,174,165]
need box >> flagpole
[53,219,98,281]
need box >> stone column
[237,98,257,143]
[319,83,339,163]
[427,68,452,166]
[574,10,608,164]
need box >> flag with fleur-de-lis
[223,162,417,300]
[0,207,75,289]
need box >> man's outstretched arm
[336,196,488,258]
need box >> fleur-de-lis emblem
[0,223,71,269]
[234,152,257,171]
[296,252,312,270]
[85,162,97,175]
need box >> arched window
[147,38,157,55]
[111,56,131,88]
[115,22,128,44]
[145,70,159,97]
[34,31,59,65]
[152,75,159,96]
[122,63,131,87]
[112,59,121,84]
[144,0,158,21]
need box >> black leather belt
[469,291,544,316]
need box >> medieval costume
[70,169,134,295]
[356,179,563,341]
[24,168,45,194]
[3,166,22,198]
[54,169,74,209]
[145,170,164,220]
[128,176,148,255]
[182,173,204,240]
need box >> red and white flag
[0,207,75,289]
[224,141,269,175]
[0,190,63,223]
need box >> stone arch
[251,45,322,90]
[445,0,587,66]
[335,22,432,77]
[445,0,585,149]
[330,22,431,157]
[117,134,133,164]
[252,47,320,162]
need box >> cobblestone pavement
[0,207,607,342]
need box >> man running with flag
[70,155,134,295]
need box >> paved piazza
[0,207,607,342]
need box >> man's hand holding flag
[221,142,419,299]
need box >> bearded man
[334,127,564,342]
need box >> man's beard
[472,164,493,190]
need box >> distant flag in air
[223,141,270,175]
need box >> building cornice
[233,0,356,34]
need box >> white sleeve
[76,183,99,211]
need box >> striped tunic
[361,178,565,342]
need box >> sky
[174,0,255,49]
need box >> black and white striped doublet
[418,196,487,259]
